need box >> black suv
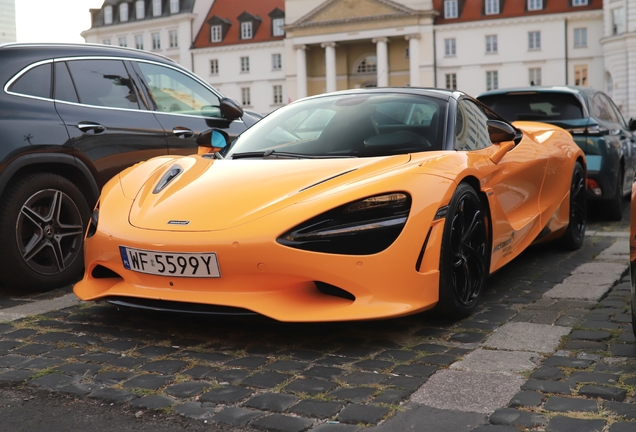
[0,43,259,290]
[477,86,636,220]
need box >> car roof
[294,87,460,104]
[477,85,596,99]
[0,42,175,64]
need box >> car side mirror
[220,97,243,121]
[629,118,636,131]
[196,128,229,154]
[487,119,517,143]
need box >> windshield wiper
[231,150,357,159]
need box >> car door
[454,99,547,268]
[130,60,248,156]
[53,58,168,187]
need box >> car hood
[128,154,412,231]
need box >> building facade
[190,0,287,115]
[81,0,212,71]
[0,0,16,44]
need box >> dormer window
[136,0,145,19]
[208,15,231,43]
[120,3,129,22]
[485,0,500,15]
[153,0,161,17]
[444,0,458,19]
[572,0,588,5]
[104,5,113,24]
[527,0,542,11]
[241,22,252,39]
[269,7,285,37]
[170,0,179,14]
[211,25,222,42]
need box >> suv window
[9,63,52,99]
[455,99,491,150]
[592,93,621,123]
[66,59,140,109]
[54,62,79,103]
[136,62,221,117]
[478,93,584,122]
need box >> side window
[136,62,221,117]
[455,100,491,151]
[8,63,52,99]
[592,93,620,123]
[53,62,79,103]
[66,59,140,109]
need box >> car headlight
[277,192,411,255]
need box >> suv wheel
[0,173,89,290]
[606,166,624,221]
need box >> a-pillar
[321,42,337,93]
[373,37,389,87]
[295,45,307,99]
[405,34,420,87]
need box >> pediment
[295,0,414,27]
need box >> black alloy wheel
[606,165,624,221]
[560,162,586,250]
[436,183,489,318]
[0,173,89,290]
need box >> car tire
[436,183,489,318]
[606,166,624,221]
[559,162,586,250]
[0,173,89,290]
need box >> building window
[273,85,283,104]
[210,59,218,75]
[272,53,282,71]
[241,56,250,73]
[444,0,458,19]
[153,0,161,16]
[486,35,497,53]
[241,21,253,39]
[272,18,284,36]
[444,38,456,56]
[612,7,625,35]
[572,0,587,5]
[211,25,222,42]
[527,0,542,10]
[574,28,587,47]
[241,87,251,106]
[119,3,129,22]
[486,70,498,91]
[528,31,541,50]
[574,65,588,86]
[152,32,160,50]
[445,73,457,90]
[135,35,143,50]
[168,30,178,48]
[104,5,113,24]
[170,0,179,14]
[136,1,145,19]
[485,0,500,15]
[119,37,127,47]
[103,39,111,45]
[529,67,541,85]
[356,56,377,73]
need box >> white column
[321,42,337,93]
[406,35,420,87]
[295,45,307,99]
[373,37,389,87]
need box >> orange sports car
[74,89,586,321]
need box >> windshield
[226,93,447,158]
[478,93,585,122]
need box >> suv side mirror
[628,118,636,131]
[220,97,243,121]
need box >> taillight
[587,179,601,196]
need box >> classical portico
[284,0,436,100]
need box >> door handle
[172,127,194,138]
[77,122,106,133]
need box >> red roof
[433,0,602,25]
[193,0,285,49]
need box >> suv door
[131,61,248,155]
[54,58,168,187]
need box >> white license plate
[119,246,220,278]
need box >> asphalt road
[0,201,632,432]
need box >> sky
[15,0,105,43]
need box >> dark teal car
[477,86,636,220]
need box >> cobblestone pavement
[0,209,633,432]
